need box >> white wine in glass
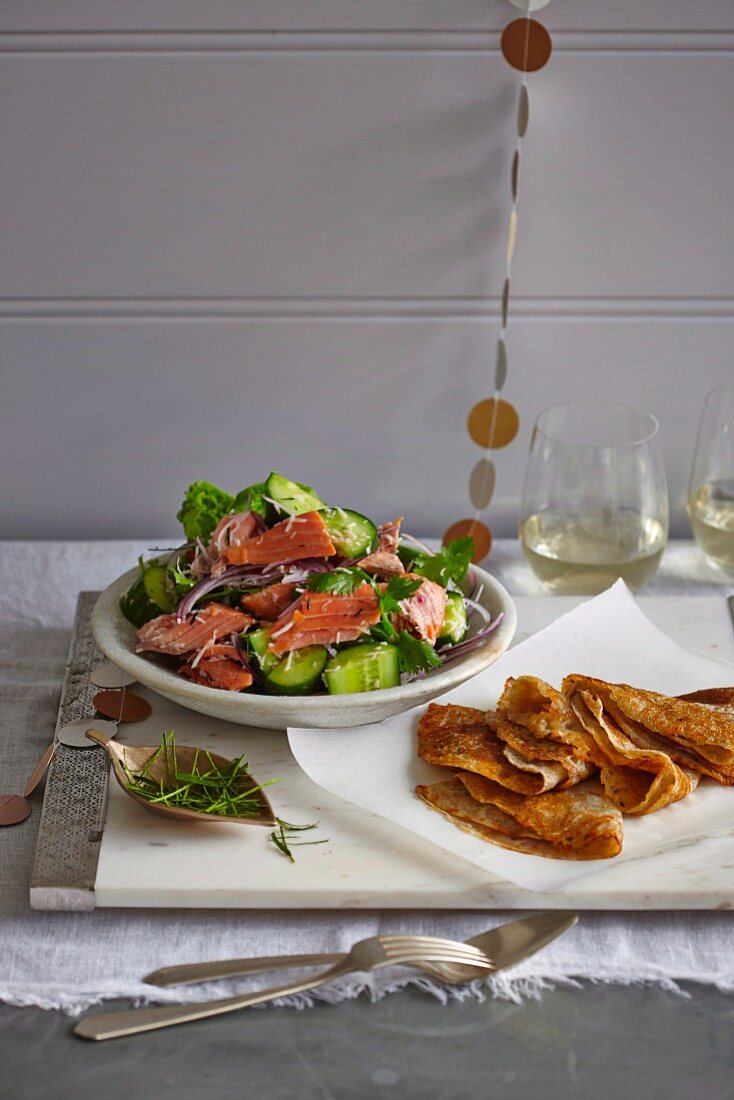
[687,384,734,573]
[520,402,669,595]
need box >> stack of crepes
[415,676,734,860]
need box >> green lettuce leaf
[232,481,269,519]
[176,481,234,543]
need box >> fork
[74,934,495,1041]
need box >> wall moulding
[2,31,734,54]
[1,298,733,321]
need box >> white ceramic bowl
[91,565,517,730]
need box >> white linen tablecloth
[1,539,733,1015]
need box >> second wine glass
[519,401,669,594]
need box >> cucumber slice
[438,591,468,645]
[397,545,421,570]
[323,643,400,695]
[142,563,175,613]
[264,472,327,517]
[319,508,377,559]
[244,626,279,675]
[263,646,328,696]
[120,560,175,628]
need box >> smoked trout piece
[136,603,253,657]
[268,583,381,656]
[180,644,253,692]
[224,512,336,567]
[415,775,623,860]
[358,518,405,577]
[394,574,446,645]
[240,582,299,621]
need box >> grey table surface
[2,539,734,1099]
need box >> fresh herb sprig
[370,576,442,675]
[405,536,474,588]
[122,731,276,818]
[270,818,329,863]
[305,567,373,595]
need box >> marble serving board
[32,595,734,911]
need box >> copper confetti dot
[469,458,497,511]
[502,19,553,73]
[0,794,31,827]
[495,339,508,391]
[501,278,510,329]
[443,519,492,563]
[517,85,530,137]
[511,150,520,201]
[93,690,151,723]
[467,398,520,449]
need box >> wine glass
[519,401,669,594]
[687,382,734,574]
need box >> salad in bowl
[94,473,516,728]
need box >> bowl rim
[91,563,517,715]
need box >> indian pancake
[564,675,734,785]
[568,688,699,815]
[415,775,623,861]
[416,703,570,795]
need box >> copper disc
[467,398,520,449]
[0,794,32,827]
[93,690,151,723]
[442,519,492,563]
[501,19,553,73]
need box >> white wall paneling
[1,318,730,539]
[1,2,732,540]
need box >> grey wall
[1,1,732,539]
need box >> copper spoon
[0,741,56,827]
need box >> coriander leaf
[410,537,475,588]
[177,481,234,543]
[379,574,422,616]
[369,619,398,644]
[305,568,372,595]
[441,537,475,584]
[395,631,443,675]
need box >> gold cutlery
[75,914,578,1041]
[74,933,496,1041]
[144,911,577,989]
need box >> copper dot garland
[443,2,552,562]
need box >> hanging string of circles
[442,1,552,564]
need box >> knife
[143,911,577,988]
